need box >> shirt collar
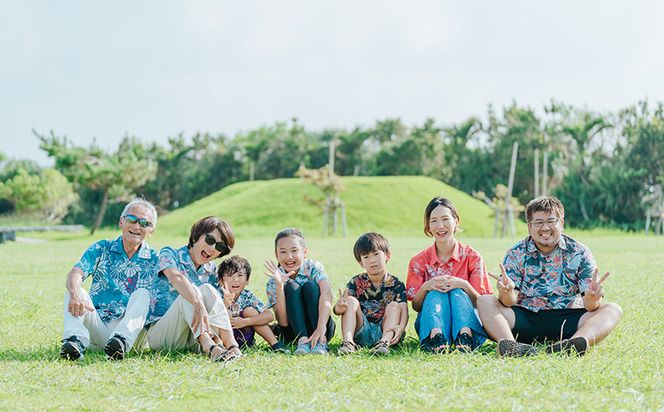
[426,241,461,265]
[113,235,152,259]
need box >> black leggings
[280,280,335,343]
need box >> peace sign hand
[491,263,515,294]
[219,280,236,307]
[335,288,349,314]
[586,268,609,300]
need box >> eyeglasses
[123,214,153,228]
[205,233,230,254]
[529,218,561,228]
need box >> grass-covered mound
[156,176,519,238]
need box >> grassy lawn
[1,231,662,410]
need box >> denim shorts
[354,313,383,347]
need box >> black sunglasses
[124,214,153,228]
[205,234,229,254]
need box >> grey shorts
[354,313,383,347]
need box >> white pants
[63,287,150,350]
[147,283,231,351]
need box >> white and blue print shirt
[147,245,219,324]
[265,259,328,308]
[74,235,158,323]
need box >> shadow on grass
[0,338,501,363]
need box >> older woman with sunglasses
[61,198,159,361]
[145,216,241,362]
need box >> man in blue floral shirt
[61,198,159,361]
[478,196,622,357]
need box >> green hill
[156,176,523,238]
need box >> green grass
[156,176,524,239]
[1,230,663,410]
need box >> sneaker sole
[104,339,125,360]
[547,337,588,355]
[498,340,538,357]
[61,342,84,361]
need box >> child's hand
[219,281,236,307]
[386,324,404,345]
[335,288,349,313]
[264,260,293,285]
[230,316,248,329]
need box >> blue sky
[2,0,663,165]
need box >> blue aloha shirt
[74,235,158,323]
[265,259,328,308]
[147,245,220,324]
[503,234,596,312]
[221,288,267,313]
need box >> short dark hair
[218,256,252,280]
[353,232,390,262]
[188,216,235,258]
[274,227,306,251]
[526,196,565,222]
[423,197,460,237]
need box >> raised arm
[264,260,291,326]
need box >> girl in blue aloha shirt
[264,228,336,355]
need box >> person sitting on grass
[334,232,408,355]
[217,256,290,354]
[145,216,241,362]
[407,197,494,353]
[61,197,159,361]
[264,228,335,355]
[477,195,623,357]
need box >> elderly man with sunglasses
[60,198,159,361]
[477,196,622,357]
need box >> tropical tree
[37,131,157,233]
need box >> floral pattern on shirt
[503,234,596,312]
[147,245,219,324]
[265,259,328,308]
[346,272,406,324]
[406,241,493,300]
[221,288,267,313]
[74,235,158,323]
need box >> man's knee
[600,302,623,320]
[476,294,499,313]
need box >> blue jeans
[414,289,487,348]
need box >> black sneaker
[455,332,474,353]
[546,337,588,356]
[430,333,450,353]
[497,339,538,357]
[269,341,291,355]
[104,334,128,360]
[60,336,85,360]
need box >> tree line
[1,100,662,232]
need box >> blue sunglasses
[123,214,153,228]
